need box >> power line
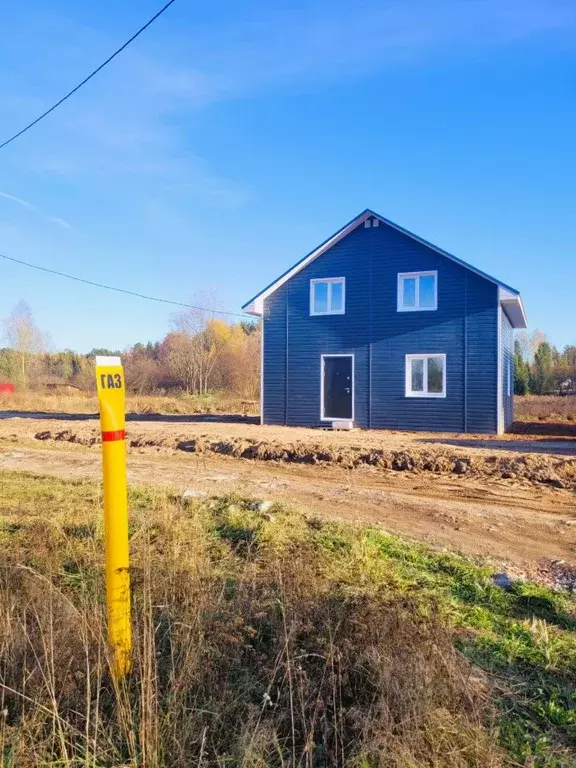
[0,0,179,150]
[0,253,252,319]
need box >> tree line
[0,301,261,400]
[2,302,574,400]
[513,330,576,396]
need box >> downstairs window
[405,354,446,398]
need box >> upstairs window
[405,354,446,397]
[310,278,345,315]
[398,271,437,311]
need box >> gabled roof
[242,208,527,328]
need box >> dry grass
[0,472,512,767]
[5,391,576,428]
[516,395,576,421]
[0,391,258,416]
[0,472,575,766]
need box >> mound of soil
[31,426,576,491]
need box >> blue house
[243,209,527,435]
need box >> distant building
[40,376,83,396]
[243,209,527,434]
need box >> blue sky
[0,0,574,352]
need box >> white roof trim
[501,293,528,329]
[243,300,262,316]
[243,209,526,327]
[243,212,372,315]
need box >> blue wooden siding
[286,225,370,427]
[263,219,500,433]
[501,309,514,429]
[465,274,498,434]
[262,285,287,425]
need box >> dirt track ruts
[0,415,575,582]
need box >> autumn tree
[70,357,96,391]
[553,345,576,393]
[123,341,165,394]
[167,293,225,395]
[564,345,576,369]
[211,320,263,398]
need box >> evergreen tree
[531,342,555,394]
[513,340,530,395]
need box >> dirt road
[1,426,575,582]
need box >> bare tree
[516,329,549,363]
[169,291,222,395]
[124,353,165,394]
[161,332,197,393]
[3,301,46,389]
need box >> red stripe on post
[101,430,126,442]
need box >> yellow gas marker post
[95,356,131,679]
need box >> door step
[331,420,354,430]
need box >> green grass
[0,471,575,766]
[358,531,576,765]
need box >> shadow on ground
[510,420,576,437]
[0,411,259,425]
[417,436,576,456]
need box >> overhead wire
[0,0,179,150]
[0,253,252,319]
[0,1,254,320]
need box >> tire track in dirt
[1,442,575,580]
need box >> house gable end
[242,209,526,328]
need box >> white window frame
[310,278,346,316]
[397,271,438,312]
[405,353,446,398]
[320,353,354,421]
